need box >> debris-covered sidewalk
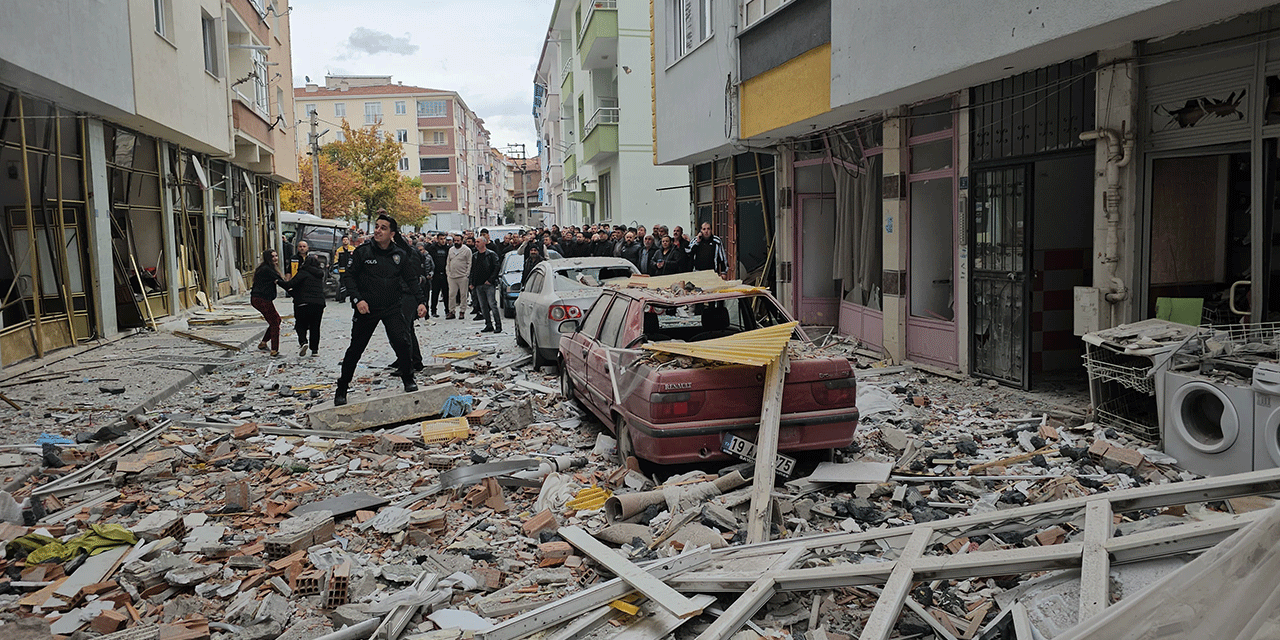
[1,303,1278,640]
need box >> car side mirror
[558,319,579,334]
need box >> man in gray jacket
[445,234,471,320]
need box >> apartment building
[534,0,690,229]
[653,0,1280,391]
[480,147,510,227]
[295,75,489,231]
[0,0,297,367]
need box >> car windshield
[641,294,795,342]
[553,265,634,291]
[503,249,564,274]
[502,253,523,273]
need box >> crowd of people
[248,213,729,406]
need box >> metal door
[970,166,1031,388]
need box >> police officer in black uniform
[334,213,426,406]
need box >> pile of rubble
[0,333,1277,640]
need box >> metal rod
[18,95,45,357]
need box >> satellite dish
[305,75,311,82]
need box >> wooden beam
[172,331,241,351]
[747,352,788,544]
[477,551,711,640]
[1078,500,1112,622]
[694,546,805,640]
[559,526,705,619]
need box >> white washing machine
[1252,362,1280,470]
[1160,370,1254,477]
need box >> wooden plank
[747,352,787,544]
[615,594,717,640]
[172,331,240,351]
[558,525,705,619]
[1078,500,1112,622]
[848,527,931,640]
[477,550,711,640]
[694,547,805,640]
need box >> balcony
[578,0,617,70]
[561,69,573,98]
[564,153,577,179]
[582,107,618,164]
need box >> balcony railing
[562,56,573,80]
[580,0,617,42]
[584,107,619,137]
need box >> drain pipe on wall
[1079,127,1134,308]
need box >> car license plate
[721,434,797,477]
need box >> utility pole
[309,111,321,217]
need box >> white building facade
[0,0,297,367]
[535,0,691,230]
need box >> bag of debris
[1055,505,1280,640]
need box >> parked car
[557,287,859,465]
[515,257,638,370]
[499,248,562,318]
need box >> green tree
[322,120,427,229]
[281,154,361,219]
[503,200,515,224]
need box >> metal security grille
[971,56,1096,162]
[970,166,1030,387]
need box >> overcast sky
[290,0,555,153]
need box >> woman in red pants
[250,249,289,355]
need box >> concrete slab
[307,383,456,431]
[293,491,389,519]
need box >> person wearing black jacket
[522,244,545,285]
[619,232,642,270]
[637,235,659,276]
[428,233,450,317]
[469,235,502,333]
[655,235,689,275]
[334,213,426,406]
[289,254,327,357]
[389,231,428,371]
[251,249,289,356]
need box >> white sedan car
[514,257,638,370]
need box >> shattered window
[1153,87,1247,130]
[553,266,635,290]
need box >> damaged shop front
[0,90,94,365]
[1137,7,1280,326]
[779,55,1097,391]
[0,85,283,369]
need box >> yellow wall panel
[741,44,831,139]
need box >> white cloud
[343,27,419,57]
[290,0,555,151]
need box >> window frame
[417,100,447,118]
[396,129,409,143]
[201,12,219,77]
[364,101,383,125]
[394,100,407,115]
[579,293,613,340]
[398,157,410,171]
[598,295,632,347]
[420,157,450,174]
[667,0,713,67]
[334,103,346,118]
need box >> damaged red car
[557,285,859,465]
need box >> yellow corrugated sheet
[642,322,798,367]
[622,271,741,292]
